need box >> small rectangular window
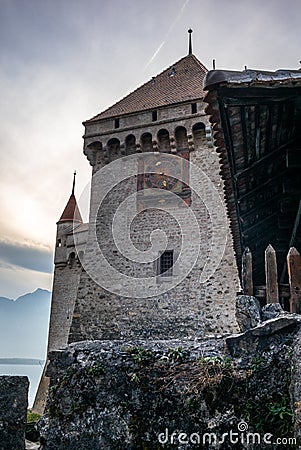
[191,103,197,114]
[159,250,174,276]
[114,118,120,129]
[152,110,158,122]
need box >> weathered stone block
[235,295,262,332]
[0,376,29,450]
[226,316,300,358]
[262,302,286,321]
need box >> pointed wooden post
[242,247,253,296]
[265,244,279,303]
[287,247,301,314]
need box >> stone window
[192,122,206,146]
[152,110,158,122]
[107,138,121,158]
[125,134,136,155]
[69,252,76,269]
[157,129,170,152]
[175,126,188,150]
[114,118,120,129]
[141,132,153,152]
[191,103,197,114]
[159,250,174,276]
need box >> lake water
[0,363,44,407]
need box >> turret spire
[188,28,193,55]
[57,170,83,224]
[72,170,76,196]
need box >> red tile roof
[86,54,207,122]
[57,194,83,224]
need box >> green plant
[168,347,189,363]
[26,410,41,442]
[27,410,41,423]
[88,361,106,376]
[127,346,153,364]
[220,357,234,369]
[267,398,293,421]
[251,355,267,371]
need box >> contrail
[144,0,190,71]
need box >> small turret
[34,171,86,414]
[55,171,83,268]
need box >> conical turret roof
[57,194,83,224]
[57,171,83,224]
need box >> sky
[0,0,300,299]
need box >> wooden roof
[204,69,301,284]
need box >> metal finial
[72,170,76,195]
[188,28,193,55]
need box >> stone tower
[67,48,239,343]
[34,41,240,413]
[46,172,88,353]
[33,174,88,413]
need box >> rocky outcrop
[0,376,29,450]
[290,329,301,443]
[38,325,300,449]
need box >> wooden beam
[287,247,301,314]
[265,244,279,303]
[241,247,253,295]
[280,200,301,283]
[219,86,301,102]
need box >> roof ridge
[85,54,208,123]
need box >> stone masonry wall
[0,376,29,450]
[47,263,82,353]
[69,104,239,342]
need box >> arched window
[125,134,136,155]
[157,129,170,152]
[69,252,76,269]
[175,126,188,150]
[107,138,120,158]
[141,133,153,152]
[192,122,206,147]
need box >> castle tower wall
[47,223,86,352]
[69,97,239,343]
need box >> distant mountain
[0,288,51,360]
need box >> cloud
[0,239,53,273]
[0,0,300,300]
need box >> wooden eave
[204,70,301,284]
